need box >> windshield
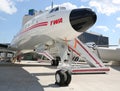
[49,7,59,13]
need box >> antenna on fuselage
[118,39,120,46]
[51,0,53,9]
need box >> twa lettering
[50,18,63,26]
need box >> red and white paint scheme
[10,7,109,86]
[11,7,96,50]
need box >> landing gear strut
[55,70,71,86]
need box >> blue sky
[0,0,120,45]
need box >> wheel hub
[56,73,60,83]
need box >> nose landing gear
[55,70,71,86]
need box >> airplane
[85,42,120,62]
[97,46,120,62]
[7,6,98,86]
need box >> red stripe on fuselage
[19,22,48,35]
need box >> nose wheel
[55,70,71,86]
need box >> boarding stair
[65,38,110,73]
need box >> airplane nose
[70,8,97,32]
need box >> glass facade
[78,32,109,47]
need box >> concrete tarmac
[0,61,120,91]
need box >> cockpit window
[49,7,59,13]
[55,7,59,11]
[49,9,54,13]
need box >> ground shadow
[0,66,44,91]
[32,72,55,76]
[42,83,60,88]
[0,62,57,69]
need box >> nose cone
[70,8,97,32]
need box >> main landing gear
[55,70,71,86]
[51,56,61,66]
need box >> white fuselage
[11,10,79,50]
[11,7,97,50]
[97,47,120,62]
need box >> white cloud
[45,2,77,10]
[89,0,120,16]
[79,5,91,9]
[79,0,90,2]
[112,29,116,33]
[0,16,7,21]
[16,0,24,2]
[0,0,17,14]
[116,17,120,21]
[95,26,109,32]
[116,24,120,28]
[16,0,29,2]
[112,0,120,4]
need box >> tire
[56,56,61,61]
[55,59,59,66]
[55,70,71,86]
[55,56,61,66]
[51,60,55,66]
[75,57,79,62]
[51,57,60,66]
[65,70,72,86]
[55,70,67,86]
